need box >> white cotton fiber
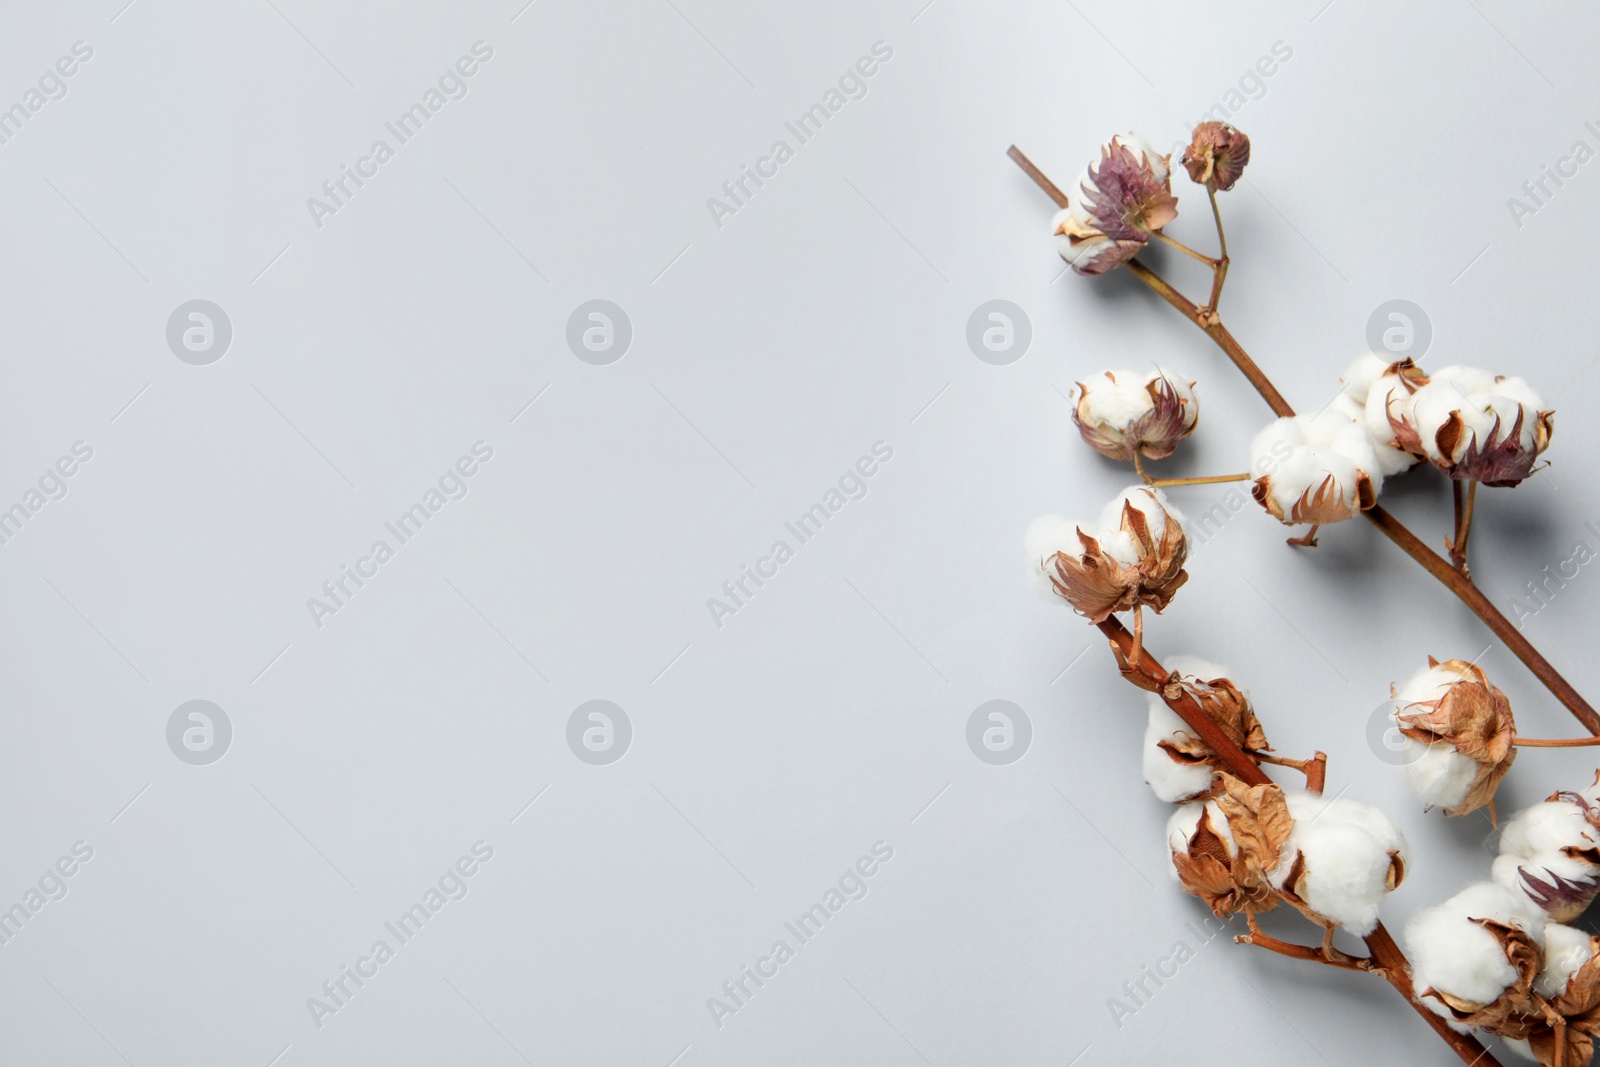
[1140,655,1237,803]
[1023,514,1082,600]
[1271,792,1406,935]
[1407,882,1546,1011]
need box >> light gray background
[2,0,1598,1064]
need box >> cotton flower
[1053,133,1177,276]
[1142,655,1269,803]
[1391,658,1517,818]
[1166,775,1292,918]
[1407,881,1546,1030]
[1250,409,1382,533]
[1270,791,1408,936]
[1493,790,1600,922]
[1071,367,1199,461]
[1395,365,1554,487]
[1327,352,1426,477]
[1181,121,1250,190]
[1039,487,1188,622]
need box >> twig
[1255,750,1328,794]
[1151,471,1251,488]
[1450,479,1478,578]
[1153,230,1220,267]
[1514,736,1600,748]
[1238,914,1370,971]
[1203,183,1231,318]
[1096,615,1500,1066]
[1008,145,1600,737]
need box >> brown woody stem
[1238,914,1370,972]
[1363,506,1600,735]
[1204,184,1230,316]
[1254,750,1328,794]
[1121,259,1296,416]
[1004,145,1600,737]
[1150,472,1251,488]
[1514,735,1600,748]
[1450,479,1478,577]
[1097,615,1500,1066]
[1154,230,1220,267]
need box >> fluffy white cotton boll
[1492,799,1600,920]
[1393,663,1479,810]
[1273,792,1408,935]
[1250,409,1384,525]
[1407,882,1547,1015]
[1024,514,1083,600]
[1094,486,1185,566]
[1408,366,1550,474]
[1538,922,1597,997]
[1070,367,1199,461]
[1141,655,1236,803]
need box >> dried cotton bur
[1010,116,1600,1067]
[1391,658,1518,819]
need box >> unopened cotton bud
[1070,367,1198,461]
[1053,133,1177,277]
[1271,792,1407,936]
[1396,365,1554,486]
[1042,486,1188,622]
[1250,409,1382,527]
[1493,791,1600,922]
[1181,121,1250,190]
[1392,658,1517,818]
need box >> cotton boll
[1070,367,1199,462]
[1054,133,1177,277]
[1392,663,1479,809]
[1250,410,1383,527]
[1390,659,1518,819]
[1024,515,1083,600]
[1407,882,1547,1013]
[1044,486,1190,622]
[1094,486,1185,565]
[1273,792,1408,935]
[1402,365,1553,486]
[1098,485,1181,540]
[1493,798,1600,921]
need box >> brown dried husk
[1394,658,1517,817]
[1171,775,1293,918]
[1047,498,1187,623]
